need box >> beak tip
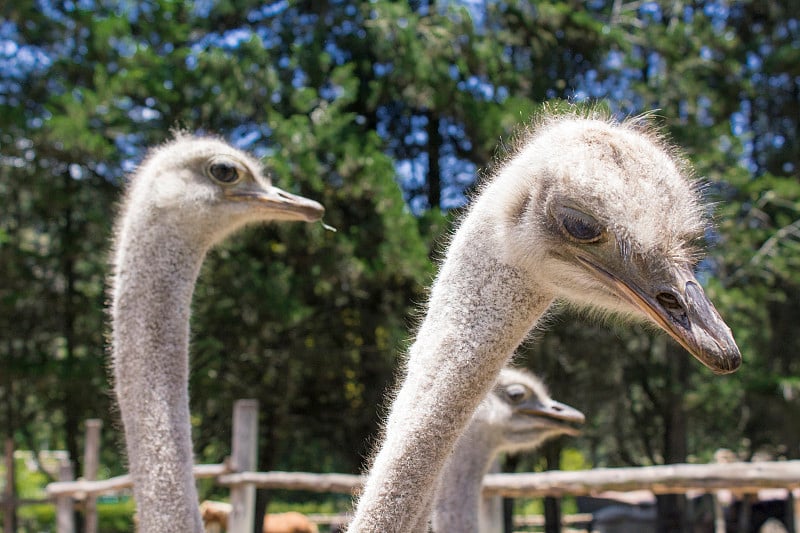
[703,346,742,375]
[711,366,739,376]
[309,203,325,222]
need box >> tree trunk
[502,496,514,533]
[543,443,562,533]
[61,169,83,531]
[656,340,689,533]
[502,454,520,533]
[544,496,562,533]
[425,111,441,210]
[254,489,269,533]
[3,438,17,533]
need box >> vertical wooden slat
[713,492,726,533]
[228,400,259,533]
[56,459,76,533]
[83,419,102,533]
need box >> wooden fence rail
[45,463,231,498]
[31,400,800,533]
[46,462,800,499]
[217,471,363,494]
[483,462,800,498]
[216,462,800,498]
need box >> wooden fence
[3,399,797,532]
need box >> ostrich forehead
[122,134,270,213]
[517,116,706,257]
[495,368,549,401]
[141,134,265,179]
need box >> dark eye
[505,384,527,404]
[208,162,240,184]
[557,206,605,243]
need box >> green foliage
[16,499,136,533]
[13,458,48,500]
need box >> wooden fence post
[228,400,259,533]
[83,419,102,533]
[712,492,726,533]
[56,458,75,533]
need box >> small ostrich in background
[109,135,324,532]
[348,111,741,532]
[426,367,584,532]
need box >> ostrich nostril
[657,292,690,329]
[657,292,680,309]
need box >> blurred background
[1,0,798,531]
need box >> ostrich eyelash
[556,206,605,243]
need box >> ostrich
[347,111,741,532]
[110,134,324,533]
[428,367,585,532]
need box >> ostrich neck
[111,216,208,533]
[348,220,554,532]
[432,425,497,533]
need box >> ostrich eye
[208,161,240,184]
[556,206,605,244]
[504,384,528,404]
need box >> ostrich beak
[577,257,742,375]
[519,399,586,436]
[228,184,325,222]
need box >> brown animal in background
[199,500,230,532]
[199,500,319,533]
[263,512,319,533]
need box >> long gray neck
[111,213,207,533]
[348,218,553,532]
[432,423,497,532]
